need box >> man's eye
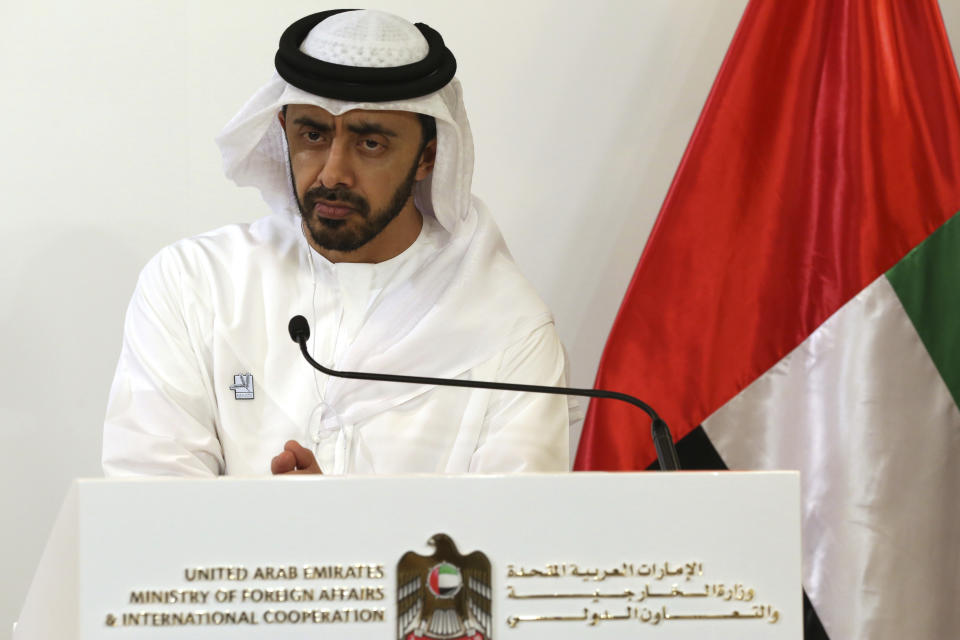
[361,139,383,151]
[305,131,324,142]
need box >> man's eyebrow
[347,121,399,137]
[292,116,333,131]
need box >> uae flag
[428,563,462,597]
[574,2,960,639]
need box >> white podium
[15,472,801,639]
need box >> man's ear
[415,139,437,181]
[277,109,286,129]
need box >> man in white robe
[102,9,570,477]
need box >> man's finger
[271,450,297,474]
[283,440,322,473]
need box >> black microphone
[287,315,681,471]
[289,315,311,342]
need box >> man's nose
[317,139,355,189]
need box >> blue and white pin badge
[229,373,254,400]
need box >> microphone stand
[289,316,681,471]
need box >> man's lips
[313,201,356,219]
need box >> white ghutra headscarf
[216,9,473,233]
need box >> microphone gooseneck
[287,315,681,471]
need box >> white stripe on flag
[703,275,960,640]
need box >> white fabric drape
[704,276,960,640]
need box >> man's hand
[271,440,323,475]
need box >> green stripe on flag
[886,210,960,407]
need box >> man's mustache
[303,185,369,214]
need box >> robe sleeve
[102,247,223,477]
[467,322,571,472]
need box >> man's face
[280,105,435,258]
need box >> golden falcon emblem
[397,533,492,640]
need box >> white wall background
[2,1,958,635]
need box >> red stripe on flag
[575,0,960,470]
[407,635,482,640]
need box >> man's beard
[295,156,420,254]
